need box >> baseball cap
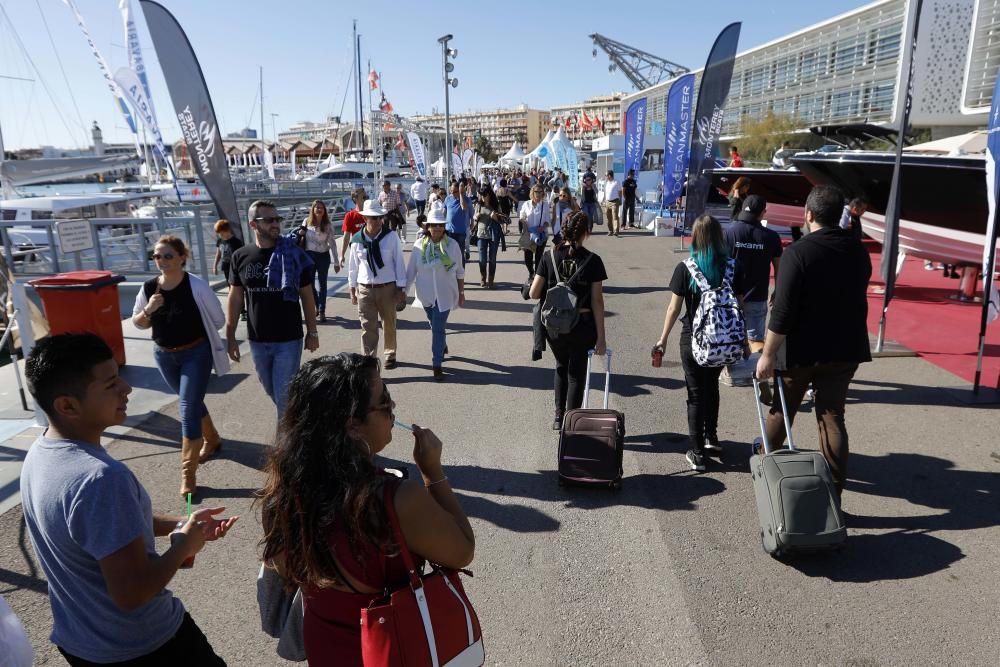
[736,194,766,221]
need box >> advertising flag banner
[407,132,427,178]
[684,22,741,231]
[623,98,647,178]
[662,74,695,208]
[451,150,464,178]
[974,62,1000,391]
[140,0,242,233]
[62,0,141,154]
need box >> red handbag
[361,483,484,667]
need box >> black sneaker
[703,437,723,456]
[685,450,706,471]
[552,413,564,431]
[757,381,773,406]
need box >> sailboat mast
[357,29,364,153]
[259,66,265,174]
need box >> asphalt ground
[2,223,999,666]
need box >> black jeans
[679,340,723,452]
[415,199,426,217]
[547,314,598,414]
[59,613,225,666]
[623,197,636,226]
[523,243,546,277]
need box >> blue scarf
[267,234,314,302]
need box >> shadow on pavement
[392,356,685,396]
[844,452,1000,532]
[0,515,47,596]
[792,531,963,582]
[624,431,686,454]
[847,378,1000,410]
[461,298,535,314]
[603,285,666,296]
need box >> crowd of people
[14,162,876,664]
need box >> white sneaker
[685,450,706,471]
[805,388,815,401]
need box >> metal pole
[357,30,364,153]
[11,285,46,426]
[1,309,28,411]
[439,35,454,186]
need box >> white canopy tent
[500,141,527,165]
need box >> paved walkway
[1,224,998,665]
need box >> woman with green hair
[405,202,466,381]
[652,214,746,472]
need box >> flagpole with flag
[874,0,922,353]
[974,63,1000,394]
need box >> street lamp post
[438,34,458,185]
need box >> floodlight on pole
[439,34,457,184]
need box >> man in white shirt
[347,200,408,369]
[410,177,429,218]
[603,170,622,236]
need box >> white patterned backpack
[684,257,747,367]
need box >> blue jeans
[446,231,467,265]
[581,202,599,230]
[249,339,303,415]
[153,339,213,439]
[477,237,499,277]
[307,251,331,314]
[423,304,451,367]
[743,300,769,342]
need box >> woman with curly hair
[257,353,474,666]
[529,211,608,430]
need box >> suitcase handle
[583,349,612,410]
[751,371,796,455]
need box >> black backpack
[541,248,592,337]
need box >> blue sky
[0,0,866,150]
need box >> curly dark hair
[257,353,391,589]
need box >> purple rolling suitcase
[557,350,625,489]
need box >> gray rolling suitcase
[750,373,846,558]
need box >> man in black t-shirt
[756,185,872,498]
[724,195,782,354]
[226,200,318,416]
[622,169,638,229]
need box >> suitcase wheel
[610,480,622,492]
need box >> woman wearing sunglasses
[405,202,465,381]
[132,235,230,497]
[258,353,474,666]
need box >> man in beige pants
[347,200,407,369]
[602,170,622,236]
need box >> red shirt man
[340,188,367,265]
[729,145,743,168]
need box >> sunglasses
[152,253,176,260]
[369,385,395,415]
[253,215,284,224]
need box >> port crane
[589,34,689,90]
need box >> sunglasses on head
[152,252,176,260]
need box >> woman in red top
[258,353,475,666]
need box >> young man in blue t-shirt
[20,334,238,665]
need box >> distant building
[225,127,258,139]
[622,0,985,144]
[550,93,624,138]
[410,104,550,153]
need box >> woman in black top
[132,236,227,497]
[653,215,744,472]
[529,212,608,430]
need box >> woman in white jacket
[133,235,230,497]
[405,202,465,381]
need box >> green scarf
[419,237,455,271]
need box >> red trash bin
[28,271,128,365]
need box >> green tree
[727,112,811,165]
[474,135,497,163]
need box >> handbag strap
[381,481,423,589]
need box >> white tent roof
[501,141,527,161]
[528,130,556,157]
[552,126,571,147]
[903,130,987,155]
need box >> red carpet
[865,248,1000,386]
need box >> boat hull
[791,151,993,265]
